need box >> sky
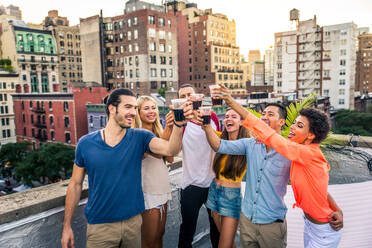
[2,0,372,58]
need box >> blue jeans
[205,180,242,220]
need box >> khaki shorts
[239,212,287,248]
[86,214,142,248]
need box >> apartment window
[339,89,345,95]
[169,57,173,65]
[133,17,138,25]
[151,68,157,77]
[149,28,156,38]
[128,31,132,40]
[127,19,131,27]
[65,133,71,143]
[159,18,165,26]
[50,116,54,126]
[168,32,172,40]
[64,117,70,128]
[169,69,173,78]
[340,59,346,66]
[128,44,132,52]
[134,30,138,39]
[136,69,139,78]
[339,99,345,105]
[340,39,347,45]
[340,49,347,56]
[159,30,166,39]
[168,45,172,53]
[160,69,166,78]
[160,56,166,64]
[159,43,165,52]
[64,102,69,112]
[340,69,346,75]
[161,81,167,88]
[149,42,156,51]
[150,55,156,64]
[134,43,139,52]
[339,79,346,85]
[51,130,55,141]
[148,16,155,25]
[151,81,157,89]
[168,20,171,27]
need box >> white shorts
[303,216,342,248]
[143,192,172,210]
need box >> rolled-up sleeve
[242,112,315,165]
[217,138,250,155]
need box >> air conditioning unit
[90,123,94,128]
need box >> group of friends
[61,83,344,248]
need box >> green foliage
[0,59,12,72]
[0,141,31,166]
[281,93,316,137]
[245,108,261,118]
[0,59,11,66]
[245,94,317,137]
[333,110,372,137]
[158,86,168,98]
[6,142,75,187]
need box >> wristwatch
[173,120,187,128]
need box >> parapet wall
[0,160,212,247]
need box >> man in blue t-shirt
[61,89,193,248]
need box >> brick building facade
[80,0,178,95]
[12,83,108,148]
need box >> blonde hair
[134,96,163,138]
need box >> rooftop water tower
[289,8,299,30]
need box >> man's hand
[61,225,75,248]
[328,211,343,231]
[177,101,193,125]
[165,111,174,128]
[211,83,233,105]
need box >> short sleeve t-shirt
[75,128,155,224]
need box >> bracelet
[173,119,187,128]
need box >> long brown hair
[213,117,250,180]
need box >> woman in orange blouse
[213,84,343,248]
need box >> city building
[251,60,265,86]
[356,32,372,94]
[80,0,178,95]
[0,16,59,94]
[264,48,274,86]
[12,83,108,148]
[248,50,261,62]
[0,5,22,20]
[274,9,359,109]
[43,10,83,92]
[169,1,246,95]
[0,70,17,145]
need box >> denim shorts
[205,180,241,220]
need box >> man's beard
[114,114,134,129]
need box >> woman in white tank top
[134,96,174,248]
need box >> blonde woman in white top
[134,96,174,248]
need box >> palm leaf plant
[245,93,317,138]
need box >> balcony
[34,122,47,129]
[35,134,47,142]
[31,108,46,114]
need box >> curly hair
[299,108,330,144]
